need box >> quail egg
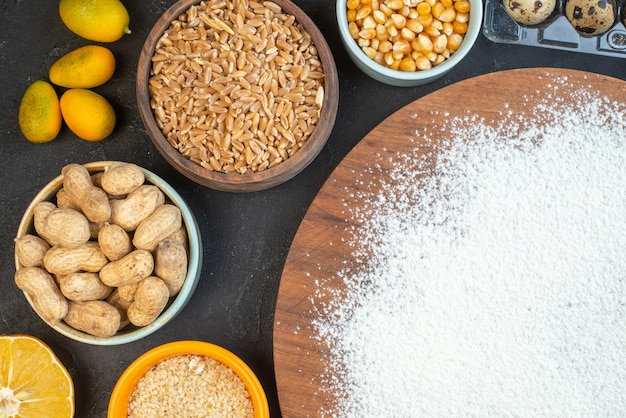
[503,0,557,25]
[565,0,617,36]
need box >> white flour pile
[311,78,626,417]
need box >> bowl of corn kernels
[337,0,483,86]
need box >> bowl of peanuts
[337,0,482,86]
[137,0,339,192]
[13,161,202,345]
[108,340,269,417]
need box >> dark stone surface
[1,1,624,417]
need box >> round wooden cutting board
[272,68,626,418]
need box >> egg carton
[483,0,626,59]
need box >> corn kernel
[374,51,385,64]
[439,7,456,22]
[433,34,447,53]
[424,25,441,37]
[454,0,471,13]
[399,56,417,71]
[411,50,424,59]
[359,28,377,39]
[431,2,445,18]
[390,13,407,28]
[400,5,411,16]
[371,38,380,49]
[416,2,431,15]
[408,9,419,19]
[347,0,360,10]
[379,40,393,52]
[452,21,468,34]
[349,21,360,38]
[363,15,377,28]
[406,19,424,33]
[376,24,389,40]
[389,58,401,70]
[417,33,433,51]
[387,0,405,10]
[425,50,438,61]
[356,5,373,20]
[358,37,371,47]
[434,54,446,65]
[393,39,412,54]
[417,14,433,26]
[441,0,453,8]
[455,12,469,23]
[380,3,394,15]
[347,9,358,22]
[384,51,395,65]
[362,46,378,59]
[416,55,432,69]
[447,33,463,50]
[401,27,417,40]
[373,9,388,23]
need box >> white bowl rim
[15,161,203,346]
[335,0,483,81]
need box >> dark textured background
[1,1,624,416]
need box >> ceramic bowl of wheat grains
[137,0,339,192]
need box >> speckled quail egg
[503,0,557,25]
[565,0,617,36]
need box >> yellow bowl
[108,340,270,417]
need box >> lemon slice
[0,335,74,417]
